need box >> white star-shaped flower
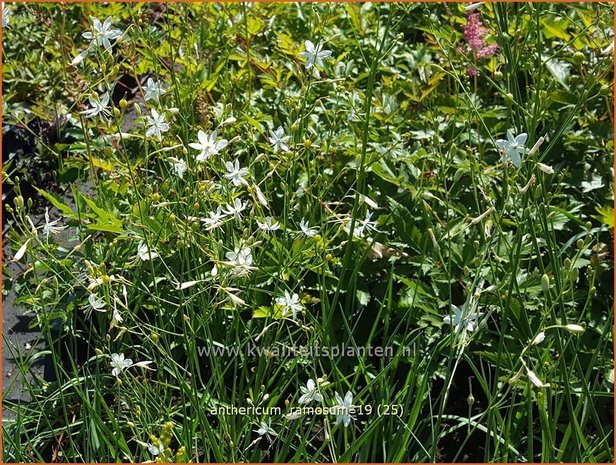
[257,217,281,233]
[137,242,159,261]
[225,246,254,276]
[299,40,332,78]
[82,16,122,52]
[147,440,165,456]
[81,92,110,118]
[189,130,228,162]
[223,198,248,220]
[496,130,528,168]
[110,353,133,377]
[275,290,303,320]
[268,126,290,153]
[143,77,168,101]
[201,207,227,231]
[224,160,249,187]
[443,304,481,333]
[332,391,355,427]
[110,352,153,377]
[298,218,317,237]
[88,293,106,313]
[255,420,277,442]
[145,109,170,141]
[168,157,186,179]
[42,207,66,239]
[299,379,323,404]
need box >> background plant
[3,2,614,462]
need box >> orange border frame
[0,1,613,464]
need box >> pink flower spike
[464,12,488,52]
[477,43,499,58]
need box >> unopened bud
[537,163,554,174]
[427,228,439,251]
[528,137,545,156]
[565,324,585,334]
[532,331,546,345]
[541,274,550,293]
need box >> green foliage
[2,2,613,463]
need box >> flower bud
[532,331,546,345]
[576,239,585,250]
[565,324,585,334]
[537,163,554,174]
[541,274,550,294]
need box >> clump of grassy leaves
[2,2,614,463]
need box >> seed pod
[572,51,585,65]
[576,238,585,250]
